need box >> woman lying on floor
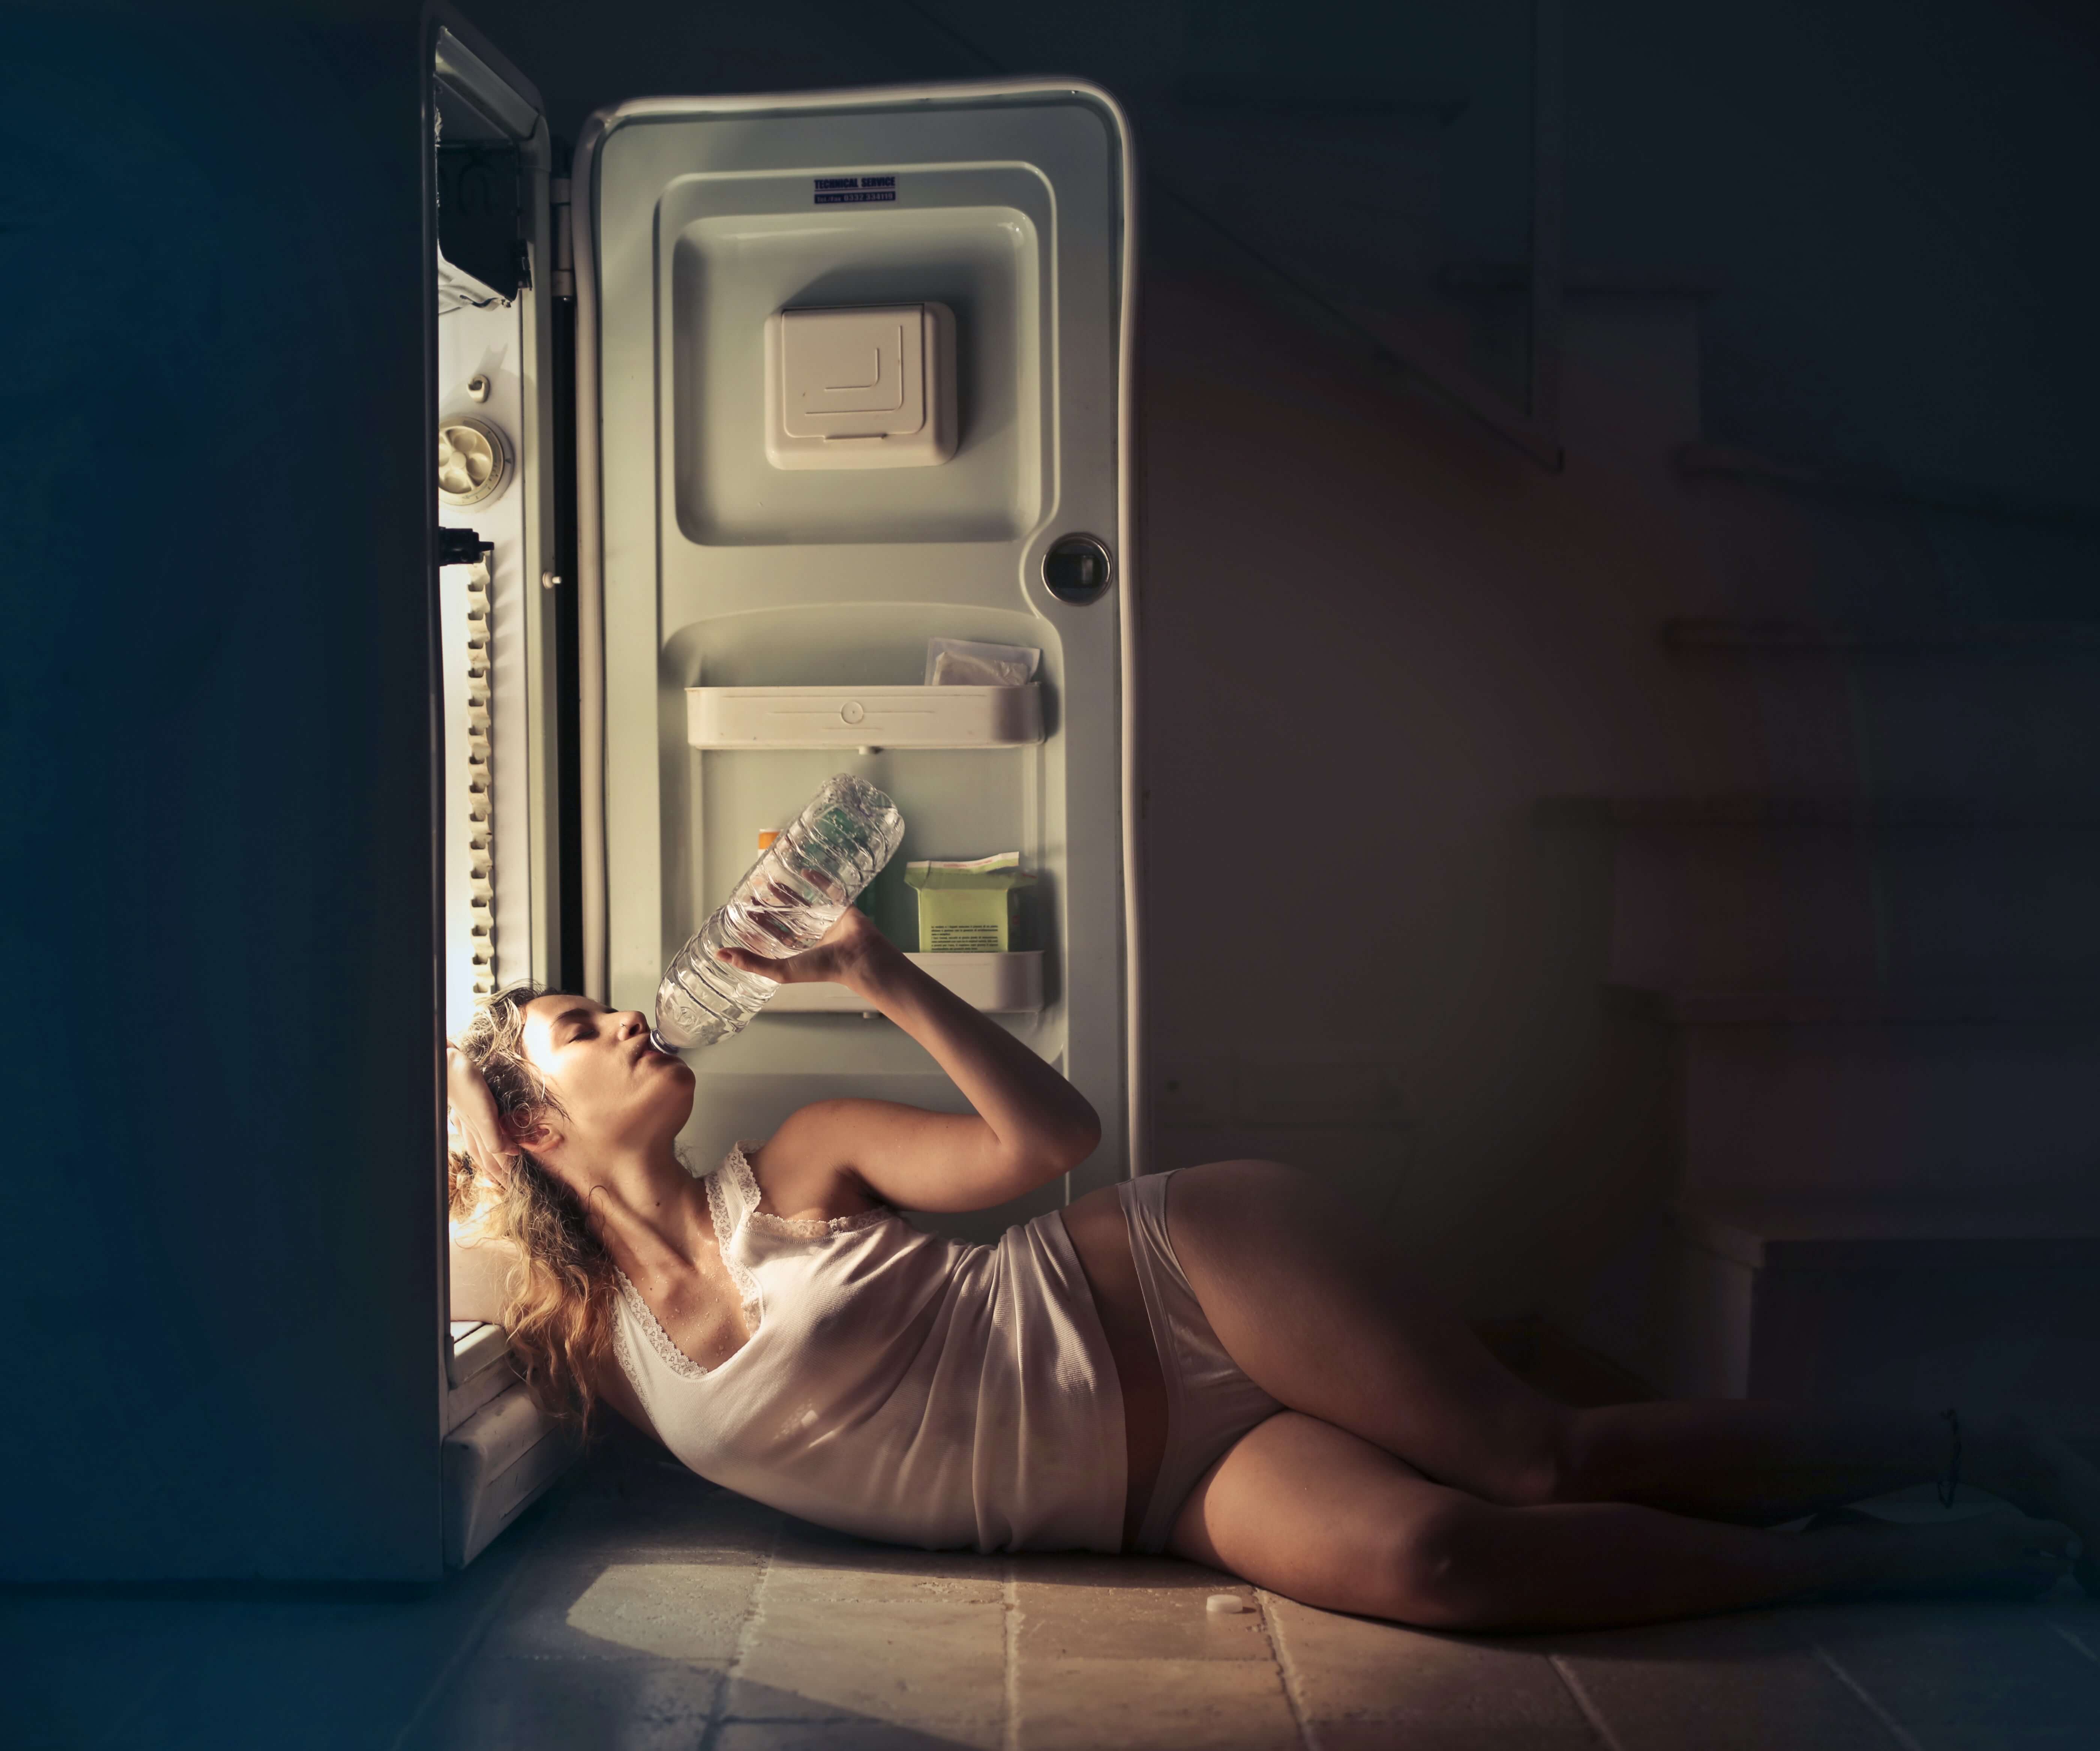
[446,908,2096,1630]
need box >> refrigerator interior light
[438,415,511,506]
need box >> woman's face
[517,995,694,1157]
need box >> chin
[660,1076,698,1126]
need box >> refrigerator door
[429,10,567,1034]
[427,6,581,1562]
[575,85,1141,1229]
[12,0,451,1582]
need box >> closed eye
[549,1005,598,1044]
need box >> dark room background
[448,0,2100,1382]
[4,0,2096,1585]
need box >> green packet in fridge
[903,852,1037,953]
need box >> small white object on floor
[1206,1593,1250,1614]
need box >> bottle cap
[758,829,780,849]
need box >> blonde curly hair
[448,984,617,1430]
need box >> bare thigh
[1166,1159,1567,1504]
[1167,1410,1468,1619]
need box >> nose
[617,1011,648,1039]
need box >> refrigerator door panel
[577,86,1140,1230]
[430,9,565,1034]
[427,3,576,1563]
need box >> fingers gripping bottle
[651,773,906,1050]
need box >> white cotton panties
[1118,1170,1284,1553]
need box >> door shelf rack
[687,683,1044,750]
[766,949,1043,1014]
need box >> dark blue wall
[1,2,443,1579]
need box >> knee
[1531,1407,1616,1505]
[1481,1404,1581,1509]
[1368,1500,1504,1631]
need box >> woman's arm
[718,908,1101,1214]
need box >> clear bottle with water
[651,773,906,1050]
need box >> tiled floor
[10,1428,2100,1750]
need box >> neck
[546,1135,710,1271]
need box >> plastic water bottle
[651,773,906,1050]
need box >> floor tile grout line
[704,1511,781,1748]
[1810,1643,1928,1751]
[1255,1588,1320,1751]
[1546,1654,1630,1751]
[1002,1557,1022,1751]
[2050,1620,2100,1666]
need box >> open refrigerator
[426,9,1141,1565]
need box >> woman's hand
[446,1046,516,1184]
[715,904,897,991]
[753,922,1102,1211]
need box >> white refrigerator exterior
[573,85,1143,1220]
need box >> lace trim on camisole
[612,1266,707,1382]
[608,1292,639,1385]
[608,1143,735,1387]
[724,1139,894,1239]
[608,1140,894,1393]
[707,1145,766,1336]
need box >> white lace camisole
[608,1143,1128,1554]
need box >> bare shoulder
[744,1101,890,1224]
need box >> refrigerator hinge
[550,177,574,301]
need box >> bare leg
[1166,1161,2100,1540]
[1170,1412,2075,1633]
[1164,1159,1593,1506]
[1561,1400,2022,1524]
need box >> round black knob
[1042,533,1113,603]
